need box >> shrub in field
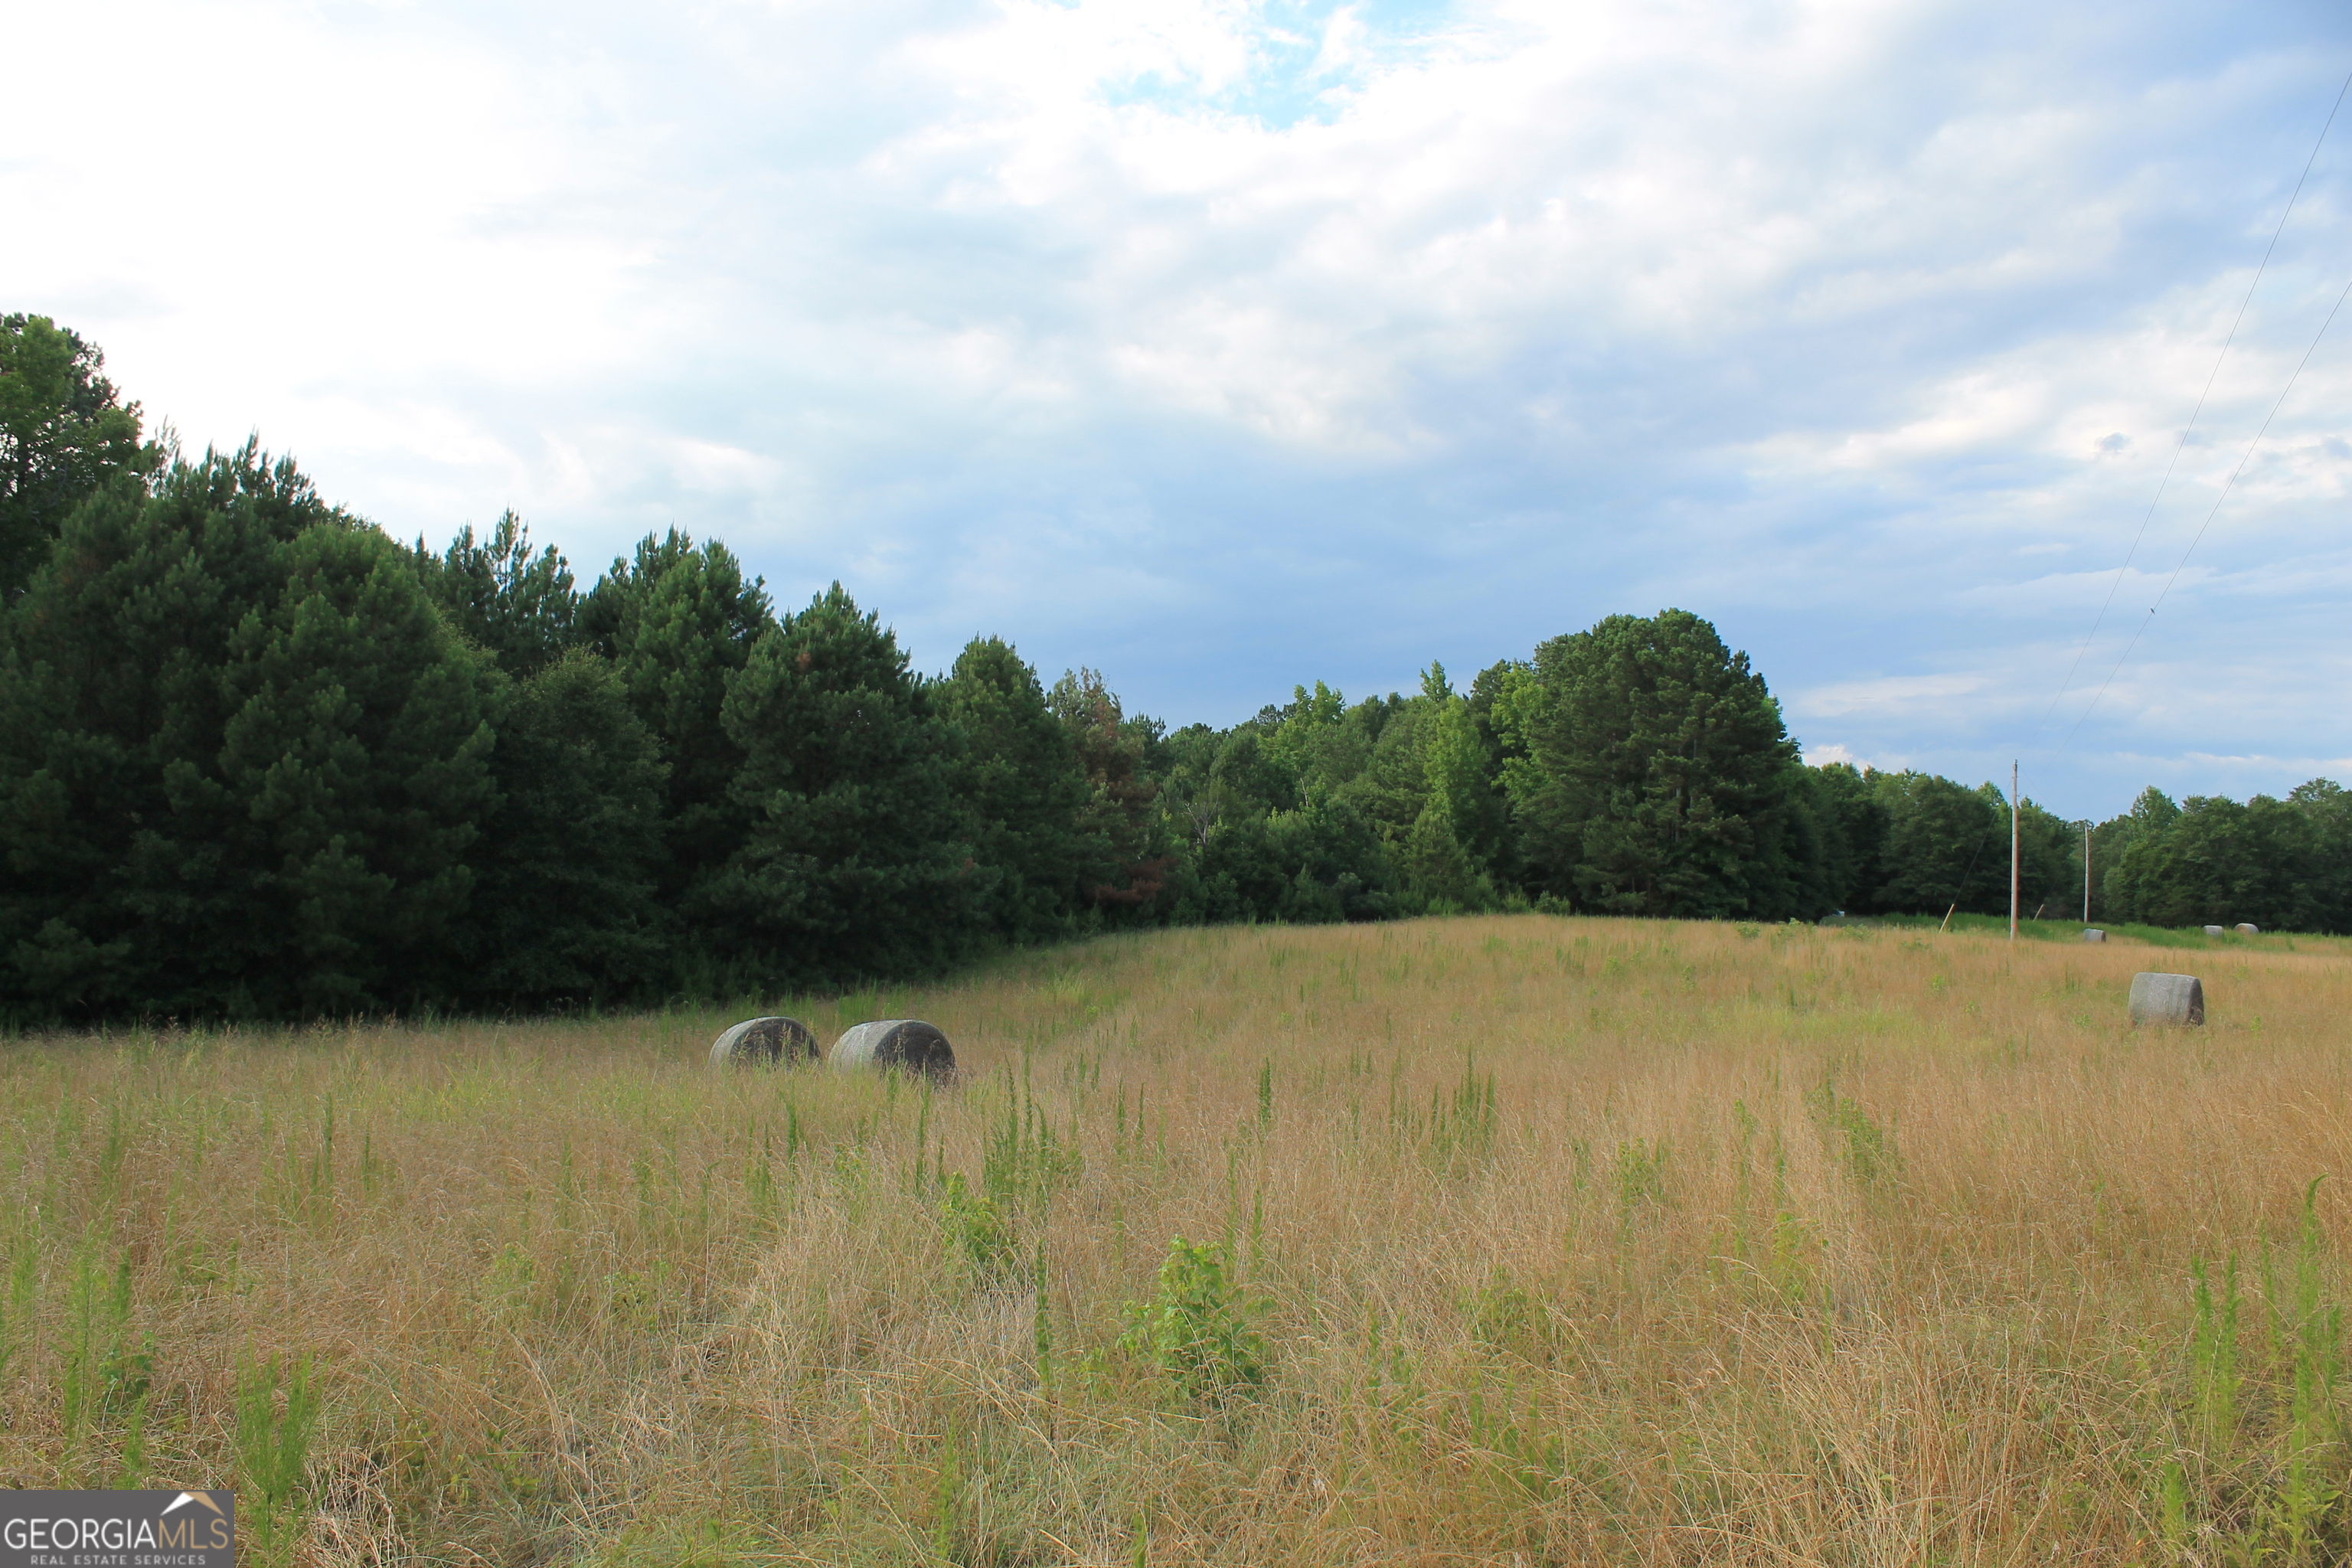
[937,1171,1016,1282]
[1119,1235,1267,1403]
[981,1068,1085,1211]
[1468,1270,1558,1364]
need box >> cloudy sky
[8,0,2350,818]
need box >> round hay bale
[2082,928,2105,942]
[707,1016,818,1068]
[2202,925,2226,937]
[2128,972,2205,1027]
[2236,923,2259,936]
[830,1019,956,1080]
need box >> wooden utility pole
[2009,760,2020,942]
[2082,824,2091,924]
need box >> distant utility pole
[2082,824,2091,924]
[2009,760,2020,942]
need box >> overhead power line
[2040,65,2352,739]
[2060,263,2352,748]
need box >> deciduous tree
[1050,668,1171,914]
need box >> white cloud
[3,0,2350,818]
[1799,740,1909,772]
[1794,672,1992,721]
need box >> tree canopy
[1,314,158,599]
[5,319,2341,1024]
[697,583,978,985]
[1501,609,1799,918]
[2,444,494,1016]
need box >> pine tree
[578,529,773,903]
[0,315,158,599]
[1503,609,1798,918]
[1,444,496,1018]
[412,511,580,677]
[1049,668,1171,913]
[463,650,670,1005]
[695,583,980,983]
[1344,703,1431,838]
[936,636,1093,943]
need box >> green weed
[939,1171,1017,1282]
[235,1352,320,1554]
[1119,1235,1267,1403]
[1805,1073,1901,1187]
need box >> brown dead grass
[4,915,2351,1565]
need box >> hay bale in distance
[2082,928,2105,942]
[831,1019,956,1080]
[2236,923,2259,936]
[708,1016,819,1068]
[2202,926,2226,937]
[2128,972,2205,1027]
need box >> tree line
[2,315,2339,1022]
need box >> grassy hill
[5,914,2351,1563]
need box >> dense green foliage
[1,315,158,601]
[696,583,978,985]
[1,325,2335,1021]
[1,447,495,1016]
[2092,782,2352,934]
[1501,610,1799,917]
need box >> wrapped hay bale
[708,1016,819,1068]
[2082,928,2105,942]
[831,1019,956,1080]
[2128,972,2204,1027]
[2202,926,2226,937]
[2236,923,2259,936]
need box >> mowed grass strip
[4,916,2351,1564]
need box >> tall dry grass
[4,915,2351,1564]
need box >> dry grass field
[5,914,2352,1565]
